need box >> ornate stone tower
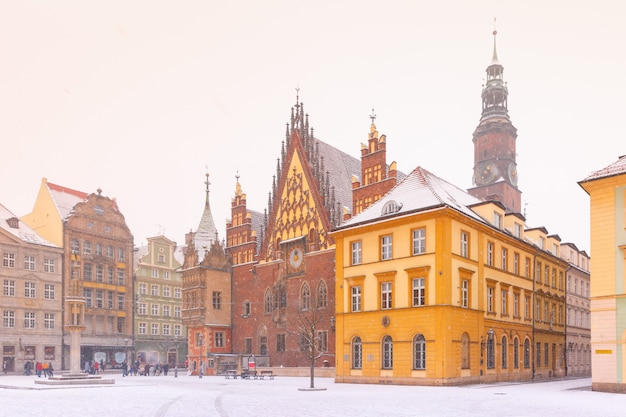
[468,30,522,214]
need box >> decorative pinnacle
[235,170,240,182]
[369,107,376,124]
[491,18,500,64]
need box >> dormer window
[381,200,402,216]
[6,217,19,229]
[493,212,502,229]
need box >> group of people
[121,360,174,377]
[21,361,54,377]
[83,359,105,375]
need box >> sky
[1,1,625,253]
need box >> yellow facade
[579,160,626,393]
[334,189,566,385]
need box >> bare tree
[289,303,330,389]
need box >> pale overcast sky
[1,1,624,253]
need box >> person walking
[2,360,7,374]
[199,361,204,379]
[35,361,42,378]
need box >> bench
[258,370,274,380]
[224,370,237,379]
[241,369,256,379]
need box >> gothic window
[352,336,362,369]
[317,280,327,308]
[264,289,272,314]
[300,283,310,311]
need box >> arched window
[523,339,530,368]
[317,280,327,308]
[413,334,426,370]
[513,337,519,369]
[280,288,287,308]
[264,289,272,314]
[301,283,310,310]
[501,335,508,369]
[382,336,393,369]
[461,333,470,369]
[352,336,362,369]
[487,335,495,369]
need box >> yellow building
[579,155,626,393]
[333,166,567,385]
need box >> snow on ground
[0,373,623,417]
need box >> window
[139,283,147,295]
[381,235,393,260]
[164,271,170,280]
[44,313,55,329]
[25,282,36,298]
[513,293,519,317]
[44,284,55,300]
[162,305,170,317]
[163,286,171,297]
[501,248,507,271]
[525,296,531,319]
[352,337,362,369]
[24,312,36,329]
[152,268,158,278]
[84,289,92,307]
[71,239,80,253]
[162,324,170,336]
[487,336,495,369]
[525,257,530,278]
[351,286,362,312]
[501,336,508,369]
[544,266,550,285]
[317,281,327,308]
[108,267,114,284]
[514,223,522,238]
[174,306,181,318]
[3,279,15,296]
[83,241,91,255]
[174,288,181,299]
[300,284,310,310]
[351,241,362,265]
[212,291,222,309]
[487,287,494,312]
[174,324,181,337]
[44,258,55,273]
[412,278,425,307]
[117,269,125,285]
[460,231,469,258]
[215,332,225,348]
[24,255,35,271]
[139,323,147,335]
[536,342,541,366]
[461,279,469,308]
[96,265,103,282]
[84,264,92,281]
[536,298,542,322]
[117,293,125,310]
[487,242,494,266]
[106,245,113,258]
[107,291,114,309]
[277,334,286,352]
[151,323,159,335]
[3,252,15,268]
[158,254,165,263]
[412,228,426,255]
[95,290,104,308]
[544,343,549,366]
[3,310,16,328]
[381,282,392,310]
[264,289,273,314]
[501,290,508,315]
[513,253,519,275]
[151,285,159,296]
[524,339,530,368]
[382,336,393,369]
[151,304,159,316]
[118,247,125,262]
[243,301,251,317]
[413,334,426,370]
[95,243,102,256]
[317,331,328,352]
[513,338,519,369]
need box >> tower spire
[194,169,219,252]
[491,18,499,64]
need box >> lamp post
[198,333,204,379]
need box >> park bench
[224,370,237,379]
[241,369,256,379]
[258,370,274,380]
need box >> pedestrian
[42,361,49,377]
[36,361,42,378]
[199,361,204,379]
[47,362,54,377]
[2,360,7,374]
[94,361,99,374]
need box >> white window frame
[412,228,426,255]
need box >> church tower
[468,29,522,214]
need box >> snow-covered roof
[581,155,626,182]
[338,166,485,229]
[47,182,88,220]
[0,203,59,248]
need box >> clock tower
[468,29,522,214]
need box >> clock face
[289,247,304,269]
[507,163,518,186]
[474,162,498,185]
